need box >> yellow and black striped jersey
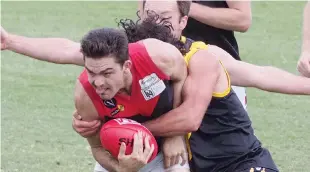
[180,36,277,172]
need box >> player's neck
[118,71,133,96]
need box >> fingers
[73,110,81,119]
[1,44,6,50]
[130,131,154,163]
[79,129,98,137]
[173,154,180,166]
[164,156,170,169]
[72,113,101,137]
[180,152,187,166]
[164,155,177,169]
[298,54,310,77]
[145,142,154,162]
[132,131,143,155]
[169,156,176,168]
[74,117,101,128]
[144,135,150,154]
[118,142,127,159]
[143,135,152,160]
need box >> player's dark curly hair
[117,10,186,55]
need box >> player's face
[84,56,129,100]
[143,0,188,39]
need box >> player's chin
[100,92,116,100]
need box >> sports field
[1,1,310,172]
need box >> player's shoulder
[74,80,91,106]
[188,46,221,71]
[141,38,180,61]
[141,38,173,48]
[74,79,98,117]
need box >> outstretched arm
[208,45,310,95]
[298,1,310,77]
[301,1,310,54]
[1,26,84,66]
[229,61,310,95]
[189,1,252,32]
[143,50,220,136]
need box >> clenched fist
[1,26,10,50]
[297,51,310,77]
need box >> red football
[100,118,158,162]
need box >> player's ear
[123,60,132,71]
[179,16,188,30]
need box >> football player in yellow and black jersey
[136,1,310,172]
[2,1,310,172]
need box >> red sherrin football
[100,118,158,162]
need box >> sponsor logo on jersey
[139,73,166,101]
[103,98,117,108]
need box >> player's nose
[94,77,106,89]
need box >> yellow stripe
[185,133,192,160]
[181,36,231,98]
[212,60,231,98]
[183,41,208,65]
[181,36,186,44]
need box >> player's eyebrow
[160,11,170,15]
[85,67,113,74]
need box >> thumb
[73,111,82,120]
[118,142,127,158]
[1,44,6,50]
[75,115,82,120]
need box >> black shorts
[190,147,279,172]
[237,167,278,172]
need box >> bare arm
[297,1,310,77]
[302,1,310,53]
[144,50,220,136]
[208,45,310,95]
[74,80,120,172]
[142,39,189,167]
[189,1,252,32]
[2,27,84,66]
[138,0,144,15]
[230,62,310,95]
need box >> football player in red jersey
[75,28,190,172]
[1,26,191,172]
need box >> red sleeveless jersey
[78,42,173,123]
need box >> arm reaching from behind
[142,39,189,168]
[144,49,221,136]
[1,26,84,66]
[208,45,310,95]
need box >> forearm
[87,134,120,172]
[255,66,310,95]
[6,34,83,66]
[302,2,310,53]
[91,147,120,172]
[143,101,205,137]
[189,3,250,32]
